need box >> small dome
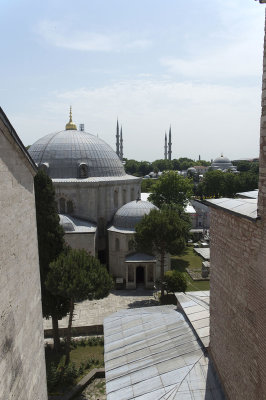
[113,200,157,230]
[213,155,230,164]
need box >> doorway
[136,266,145,286]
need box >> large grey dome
[113,200,158,230]
[29,129,125,179]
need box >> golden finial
[65,106,77,130]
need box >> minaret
[164,132,167,160]
[120,126,123,160]
[168,125,172,160]
[65,106,77,131]
[116,119,120,157]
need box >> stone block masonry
[0,109,47,400]
[209,208,266,400]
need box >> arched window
[78,163,88,179]
[39,163,49,174]
[67,200,73,214]
[115,238,120,251]
[114,190,118,208]
[131,188,135,201]
[59,198,66,213]
[123,189,127,204]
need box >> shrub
[164,270,187,293]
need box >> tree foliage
[196,170,258,198]
[134,207,191,296]
[164,270,187,294]
[34,170,69,351]
[148,171,193,208]
[46,249,113,364]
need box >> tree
[164,270,187,294]
[34,170,69,351]
[46,249,113,365]
[152,159,173,172]
[200,170,225,198]
[134,207,191,297]
[148,171,193,208]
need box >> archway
[136,266,145,285]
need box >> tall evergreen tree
[34,170,69,351]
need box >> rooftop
[104,305,224,400]
[204,198,258,220]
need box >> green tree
[152,159,173,172]
[46,249,113,365]
[134,207,191,297]
[148,171,193,208]
[164,270,187,294]
[34,170,68,351]
[124,159,140,175]
[200,170,225,198]
[138,161,152,176]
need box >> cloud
[16,78,261,161]
[35,20,151,52]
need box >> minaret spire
[168,125,172,160]
[116,119,120,157]
[65,106,77,130]
[164,132,167,160]
[120,126,123,160]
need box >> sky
[1,0,265,161]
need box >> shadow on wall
[1,310,27,399]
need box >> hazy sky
[1,0,265,161]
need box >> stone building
[108,199,170,288]
[28,109,141,263]
[203,8,266,399]
[211,154,238,173]
[0,108,47,399]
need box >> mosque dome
[28,109,125,179]
[211,154,234,171]
[113,200,158,230]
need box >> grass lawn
[171,245,210,292]
[45,337,104,395]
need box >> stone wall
[0,116,47,399]
[64,232,96,256]
[209,208,266,399]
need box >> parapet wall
[0,117,47,399]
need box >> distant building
[211,154,238,173]
[28,109,141,263]
[0,108,47,400]
[108,198,170,288]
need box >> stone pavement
[43,289,158,330]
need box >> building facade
[29,111,141,263]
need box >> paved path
[43,289,158,330]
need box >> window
[148,265,154,282]
[39,163,49,174]
[78,163,88,178]
[114,190,118,208]
[123,189,127,204]
[128,265,134,283]
[131,188,135,201]
[59,198,66,213]
[115,238,120,251]
[67,200,73,214]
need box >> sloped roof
[104,306,225,400]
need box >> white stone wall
[0,123,47,399]
[64,232,96,256]
[108,230,170,288]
